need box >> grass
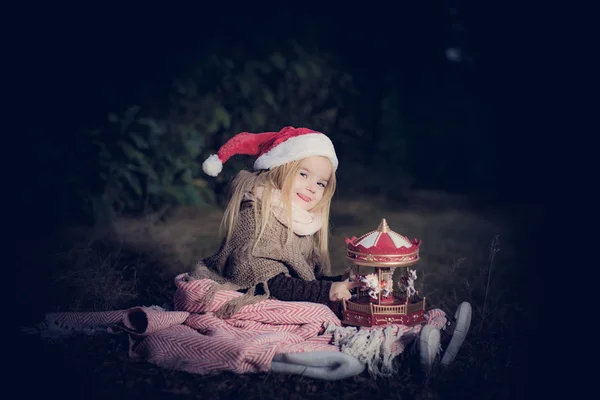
[18,192,535,400]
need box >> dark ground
[15,192,544,400]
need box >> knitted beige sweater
[189,200,325,317]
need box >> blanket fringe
[324,322,417,379]
[202,281,243,313]
[188,264,273,319]
[213,282,271,319]
[22,318,109,343]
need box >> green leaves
[206,106,231,134]
[269,53,286,70]
[78,99,217,221]
[65,39,361,226]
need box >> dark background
[23,3,545,239]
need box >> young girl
[190,126,362,318]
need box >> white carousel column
[377,267,382,304]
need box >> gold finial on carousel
[377,218,390,233]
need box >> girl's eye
[300,172,308,178]
[318,182,326,188]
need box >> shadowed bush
[52,40,364,228]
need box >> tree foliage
[61,40,363,226]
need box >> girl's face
[290,156,333,211]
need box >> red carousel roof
[345,219,420,267]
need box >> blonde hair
[220,159,337,272]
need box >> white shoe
[419,324,440,370]
[441,301,472,366]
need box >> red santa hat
[202,126,338,177]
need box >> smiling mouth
[297,193,311,203]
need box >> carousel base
[341,296,426,327]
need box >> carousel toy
[342,218,426,327]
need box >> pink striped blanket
[44,274,341,375]
[42,273,447,376]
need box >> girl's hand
[329,279,364,301]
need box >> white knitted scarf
[243,186,323,236]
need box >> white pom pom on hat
[202,154,223,177]
[201,126,338,177]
